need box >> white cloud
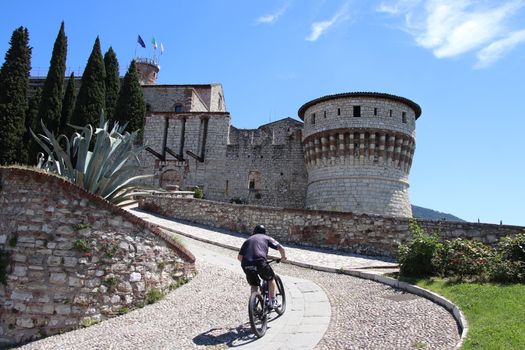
[475,29,525,68]
[306,2,352,42]
[377,0,421,15]
[256,3,289,25]
[378,0,525,67]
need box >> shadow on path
[193,324,255,347]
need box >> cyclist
[238,224,287,309]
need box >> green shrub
[433,238,495,280]
[73,239,91,253]
[490,257,525,283]
[192,186,204,199]
[169,276,190,290]
[72,223,90,231]
[104,243,118,258]
[491,233,525,283]
[118,306,129,315]
[103,276,118,289]
[145,288,164,304]
[397,220,442,277]
[498,232,525,263]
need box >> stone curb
[153,221,468,350]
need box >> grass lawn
[413,278,525,349]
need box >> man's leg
[268,278,277,299]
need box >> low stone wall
[0,167,196,348]
[139,196,524,257]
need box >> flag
[152,37,158,49]
[160,42,164,54]
[137,35,146,48]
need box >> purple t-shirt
[239,233,280,266]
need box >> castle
[136,59,421,218]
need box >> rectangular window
[249,180,255,190]
[374,108,377,116]
[311,113,316,124]
[324,111,327,118]
[353,106,361,118]
[337,108,341,116]
[402,112,407,123]
[389,109,393,117]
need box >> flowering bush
[432,238,496,280]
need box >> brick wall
[139,196,524,258]
[0,167,195,347]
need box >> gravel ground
[19,237,460,350]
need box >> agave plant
[30,113,153,206]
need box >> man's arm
[277,245,287,261]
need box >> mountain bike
[248,258,286,338]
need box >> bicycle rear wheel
[248,292,267,337]
[274,275,286,315]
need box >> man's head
[253,224,266,235]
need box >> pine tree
[23,88,42,165]
[104,47,120,121]
[114,60,146,142]
[71,36,106,127]
[0,27,32,165]
[37,21,67,135]
[59,72,76,135]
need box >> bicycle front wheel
[274,275,286,315]
[248,292,267,337]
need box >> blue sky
[2,0,524,226]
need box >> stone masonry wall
[0,167,195,348]
[301,95,418,217]
[221,119,307,208]
[140,196,524,258]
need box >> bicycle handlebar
[267,258,281,264]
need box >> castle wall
[0,168,195,347]
[142,86,192,112]
[300,94,419,217]
[140,196,524,258]
[223,121,307,208]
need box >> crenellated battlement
[303,129,415,174]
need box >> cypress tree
[37,21,67,135]
[59,72,76,135]
[104,47,120,121]
[0,27,32,165]
[71,36,105,127]
[114,60,146,142]
[24,88,42,165]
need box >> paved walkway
[183,236,331,350]
[129,207,399,274]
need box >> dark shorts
[242,261,275,287]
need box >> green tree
[37,21,67,135]
[71,36,106,128]
[59,72,76,135]
[104,47,120,121]
[0,27,31,165]
[114,60,146,141]
[24,88,42,164]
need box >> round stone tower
[135,57,160,85]
[298,92,421,218]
